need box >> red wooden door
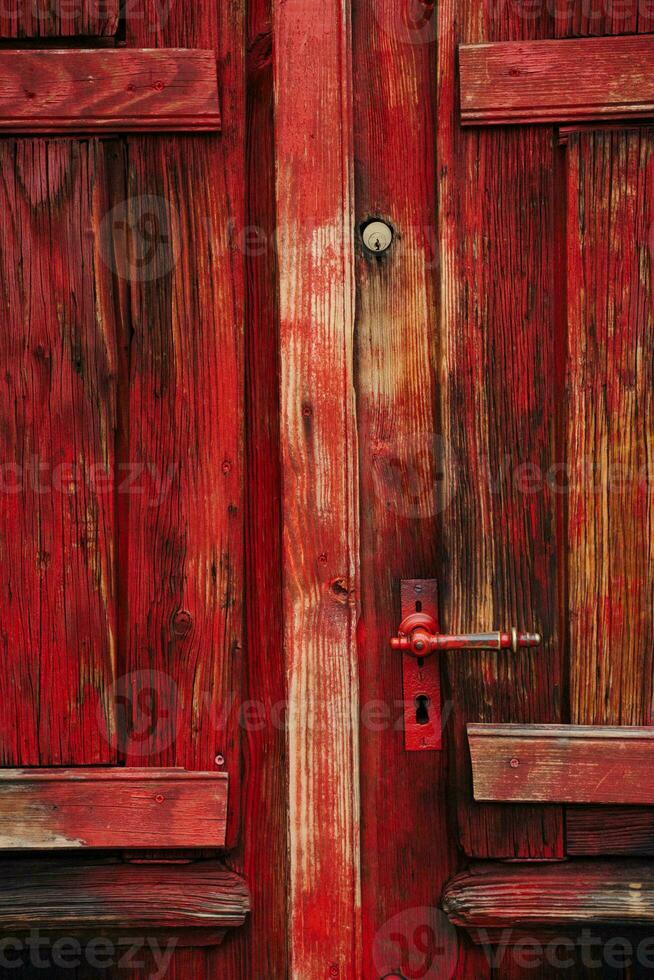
[347,1,654,975]
[6,1,654,977]
[0,0,259,974]
[429,3,654,976]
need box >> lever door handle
[390,612,542,658]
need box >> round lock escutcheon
[362,219,393,253]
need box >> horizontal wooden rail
[0,49,221,133]
[0,859,248,945]
[443,861,654,941]
[468,724,654,804]
[0,768,228,848]
[460,35,654,126]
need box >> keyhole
[415,694,430,726]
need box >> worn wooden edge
[468,724,654,739]
[0,859,249,941]
[460,35,654,126]
[0,119,222,134]
[468,724,654,804]
[0,768,228,781]
[0,49,221,133]
[443,861,654,937]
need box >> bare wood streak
[273,0,362,974]
[567,128,654,728]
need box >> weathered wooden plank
[273,0,361,975]
[444,861,654,936]
[460,36,654,126]
[122,1,245,976]
[0,50,220,134]
[353,2,490,975]
[547,0,654,893]
[0,139,119,766]
[0,859,248,937]
[567,129,654,727]
[119,135,243,776]
[469,724,654,804]
[122,32,243,779]
[0,769,227,848]
[437,0,564,859]
[0,0,119,37]
[567,808,654,856]
[234,0,289,973]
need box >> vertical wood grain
[124,2,245,977]
[566,129,654,727]
[554,0,654,866]
[273,0,362,975]
[0,0,119,38]
[352,0,489,974]
[119,135,244,773]
[123,0,244,779]
[227,0,289,974]
[437,0,564,859]
[0,139,118,765]
[553,0,654,36]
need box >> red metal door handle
[390,612,542,658]
[392,581,544,753]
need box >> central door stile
[273,0,362,975]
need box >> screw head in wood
[215,754,225,767]
[362,220,393,254]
